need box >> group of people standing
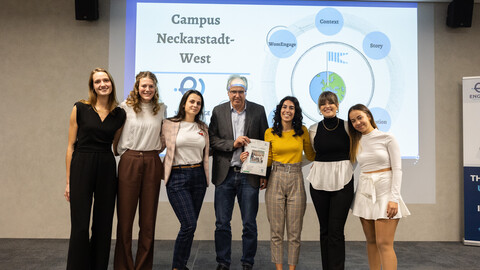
[64,68,410,270]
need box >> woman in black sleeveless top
[306,91,354,270]
[64,68,126,270]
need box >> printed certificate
[241,139,270,176]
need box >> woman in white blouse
[161,90,209,270]
[113,71,166,270]
[348,104,410,270]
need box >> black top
[314,116,350,162]
[74,102,126,153]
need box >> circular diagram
[291,42,374,123]
[263,7,400,131]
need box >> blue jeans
[214,168,259,267]
[167,166,207,270]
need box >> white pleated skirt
[352,171,410,220]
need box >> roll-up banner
[463,76,480,246]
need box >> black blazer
[209,100,268,187]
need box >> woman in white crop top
[348,104,410,270]
[113,71,166,269]
[161,90,209,270]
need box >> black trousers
[67,151,117,270]
[310,179,354,270]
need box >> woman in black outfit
[307,91,354,270]
[64,68,126,270]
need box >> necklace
[322,118,339,131]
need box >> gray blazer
[209,100,269,187]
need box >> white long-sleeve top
[117,101,166,155]
[357,128,402,203]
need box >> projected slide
[125,0,418,158]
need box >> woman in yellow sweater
[261,96,315,270]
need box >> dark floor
[0,239,478,269]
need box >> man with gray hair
[209,75,269,270]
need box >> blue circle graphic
[363,32,391,60]
[268,29,297,58]
[315,8,344,36]
[370,107,391,132]
[309,71,346,104]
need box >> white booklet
[240,139,270,176]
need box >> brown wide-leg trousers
[114,150,163,270]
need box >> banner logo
[175,76,205,95]
[474,82,480,93]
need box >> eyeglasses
[229,90,245,95]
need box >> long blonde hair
[81,67,119,112]
[347,104,377,163]
[126,71,162,115]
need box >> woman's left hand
[386,201,398,218]
[259,177,268,190]
[64,183,70,202]
[240,151,249,163]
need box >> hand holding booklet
[240,139,270,176]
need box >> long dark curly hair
[271,96,304,137]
